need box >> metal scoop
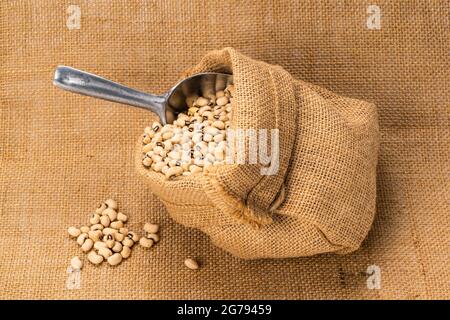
[53,66,233,125]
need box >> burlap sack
[136,48,379,259]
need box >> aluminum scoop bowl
[53,66,233,125]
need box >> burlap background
[0,0,448,299]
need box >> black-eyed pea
[147,130,156,139]
[188,106,199,115]
[119,227,129,235]
[202,111,212,120]
[68,227,81,238]
[89,213,100,225]
[189,165,203,174]
[146,233,160,243]
[143,157,152,167]
[103,227,117,236]
[100,215,110,227]
[98,247,113,259]
[104,199,117,210]
[195,97,209,107]
[114,232,125,242]
[142,143,154,153]
[212,121,225,130]
[106,240,115,249]
[110,221,123,229]
[143,223,159,234]
[193,150,203,159]
[112,242,123,253]
[103,208,117,222]
[81,238,94,252]
[76,233,88,246]
[127,231,140,242]
[171,134,182,144]
[151,154,163,163]
[94,241,107,250]
[87,251,104,265]
[153,146,164,154]
[162,131,174,140]
[142,133,151,144]
[165,166,183,180]
[122,237,134,247]
[191,116,203,125]
[207,141,217,150]
[192,132,203,143]
[153,161,166,172]
[80,226,90,233]
[216,96,229,106]
[162,140,172,152]
[90,223,104,231]
[105,235,115,248]
[205,126,220,136]
[160,125,174,134]
[95,202,107,214]
[213,134,224,143]
[175,118,186,127]
[107,253,123,266]
[181,162,190,171]
[117,212,127,222]
[203,133,213,142]
[168,159,178,167]
[120,246,131,259]
[216,90,225,98]
[184,258,199,270]
[144,126,153,135]
[152,122,162,132]
[88,230,102,242]
[219,115,228,122]
[139,237,154,248]
[193,157,204,167]
[152,133,162,143]
[168,150,181,160]
[161,165,170,175]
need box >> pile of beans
[141,84,234,179]
[67,199,160,267]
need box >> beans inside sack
[141,84,234,179]
[67,199,160,267]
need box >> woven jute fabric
[0,1,448,299]
[136,48,379,259]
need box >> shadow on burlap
[0,0,448,299]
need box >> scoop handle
[53,66,167,123]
